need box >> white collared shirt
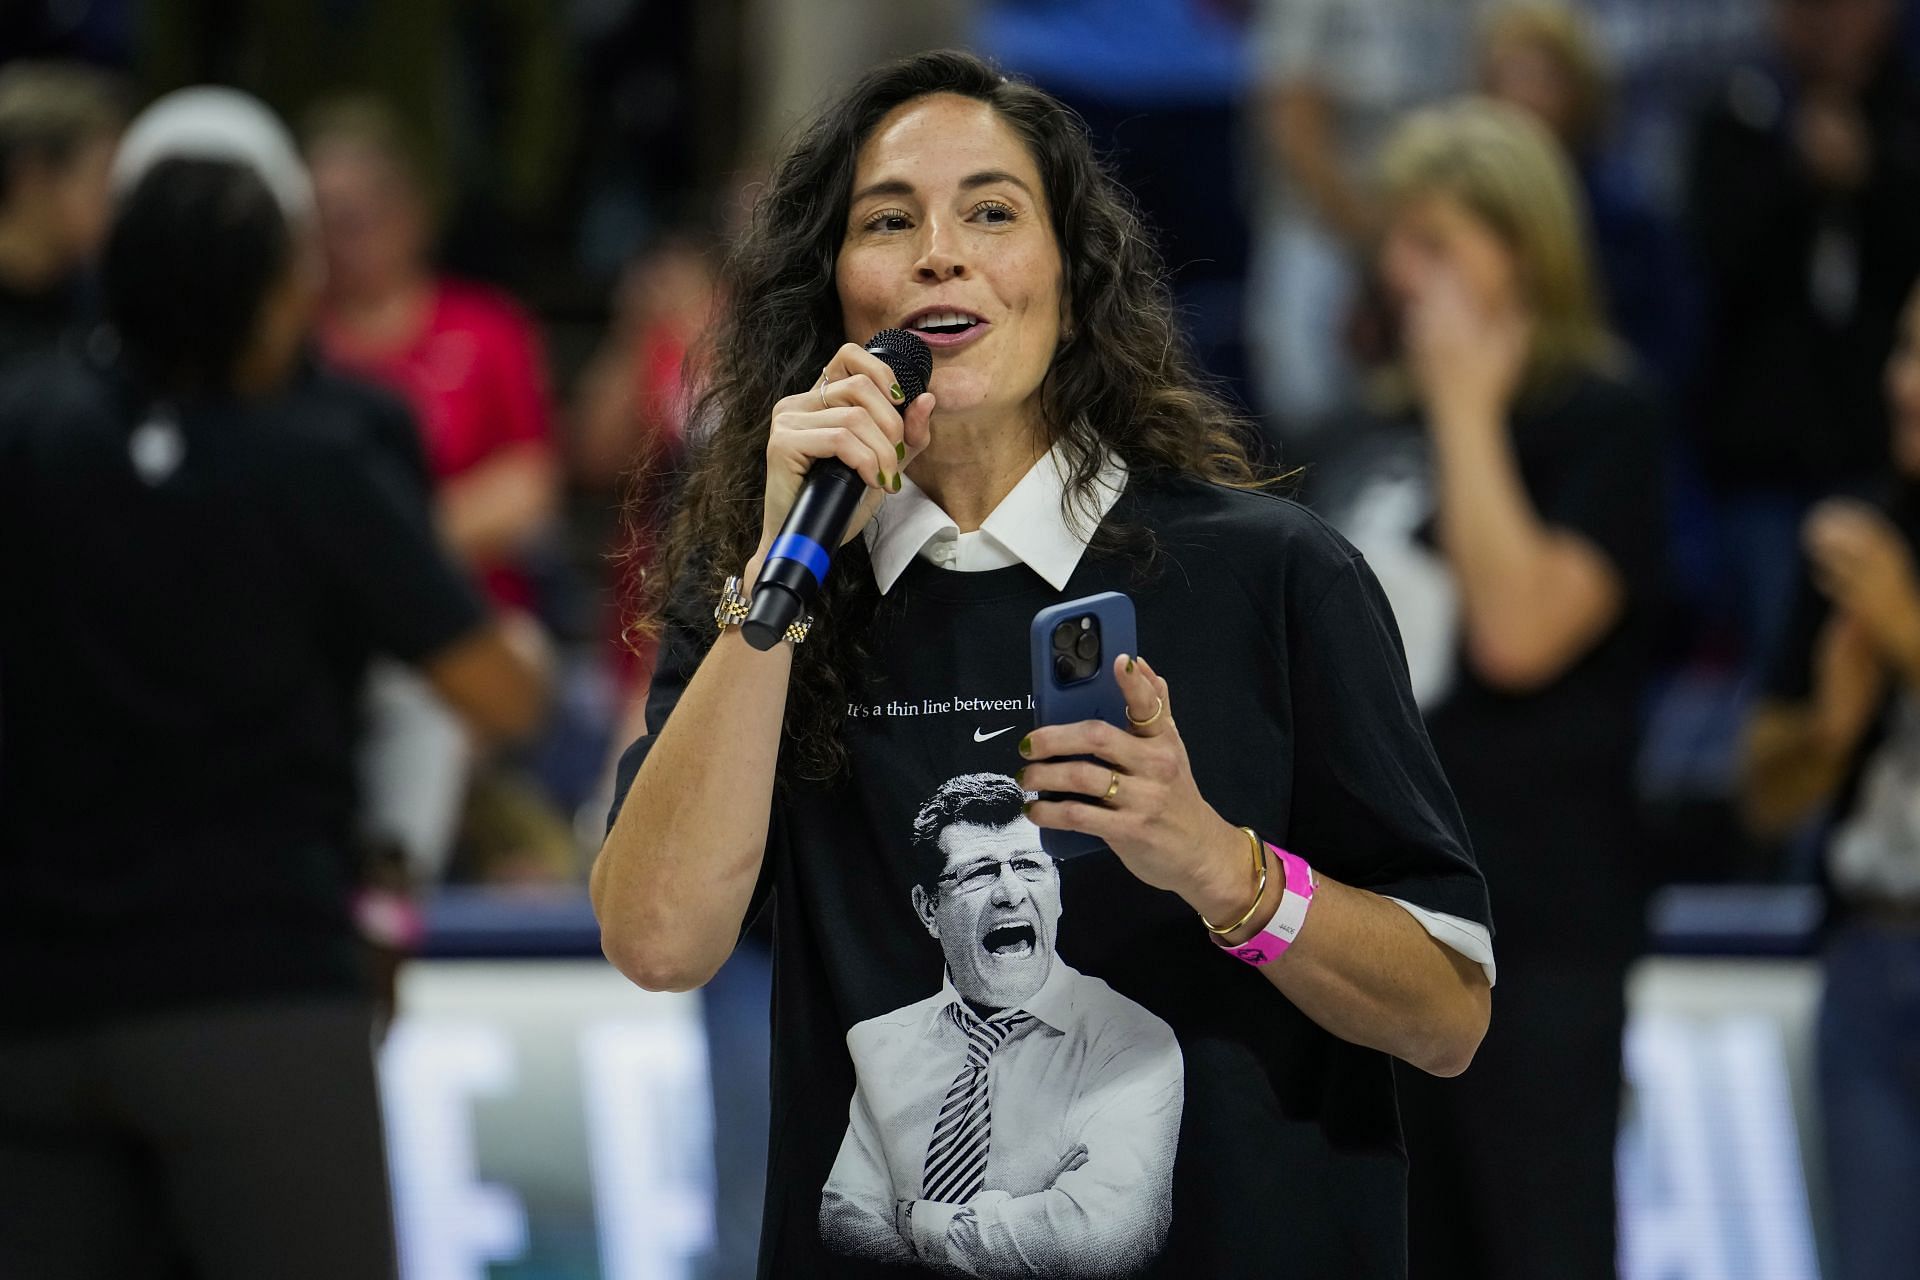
[863,443,1128,593]
[861,445,1496,986]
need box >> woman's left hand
[1020,655,1245,909]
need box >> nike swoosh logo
[974,725,1017,742]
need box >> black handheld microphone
[742,328,933,650]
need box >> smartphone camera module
[1050,615,1101,683]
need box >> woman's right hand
[758,341,936,556]
[1404,270,1529,429]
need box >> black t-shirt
[1306,371,1667,963]
[1764,482,1920,908]
[0,352,486,1031]
[298,356,436,503]
[0,273,84,373]
[611,475,1488,1278]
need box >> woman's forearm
[1740,703,1853,838]
[1430,405,1619,689]
[1184,834,1487,1077]
[592,577,791,991]
[1255,873,1489,1077]
[439,444,559,562]
[1432,407,1556,630]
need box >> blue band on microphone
[768,532,832,586]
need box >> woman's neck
[908,412,1049,532]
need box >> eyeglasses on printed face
[936,853,1056,894]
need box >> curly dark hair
[629,49,1262,780]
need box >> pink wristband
[1219,843,1314,967]
[352,886,425,950]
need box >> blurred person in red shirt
[573,233,718,711]
[307,96,560,614]
[0,60,122,368]
[306,97,579,886]
[573,234,714,493]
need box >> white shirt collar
[939,954,1080,1035]
[862,443,1129,594]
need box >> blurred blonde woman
[1312,97,1666,1279]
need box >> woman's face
[836,93,1065,434]
[1887,287,1920,479]
[1379,191,1523,319]
[308,137,428,295]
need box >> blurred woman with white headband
[0,90,547,1278]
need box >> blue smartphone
[1029,591,1137,860]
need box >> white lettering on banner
[1618,1014,1819,1280]
[381,1023,530,1280]
[366,958,1828,1275]
[580,1019,716,1280]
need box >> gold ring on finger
[817,375,831,411]
[1125,696,1164,729]
[1103,770,1121,802]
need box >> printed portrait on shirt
[819,772,1185,1278]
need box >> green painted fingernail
[895,441,906,461]
[1018,735,1031,757]
[1126,656,1136,673]
[890,382,904,402]
[890,472,902,492]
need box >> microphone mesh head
[864,329,934,403]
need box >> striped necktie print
[920,1004,1033,1206]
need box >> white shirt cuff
[909,1199,964,1259]
[1384,898,1496,988]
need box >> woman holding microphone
[595,51,1493,1278]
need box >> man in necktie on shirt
[820,773,1185,1277]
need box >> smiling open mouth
[906,309,986,337]
[982,923,1036,957]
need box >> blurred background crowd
[5,1,1920,1277]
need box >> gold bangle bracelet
[1201,826,1271,936]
